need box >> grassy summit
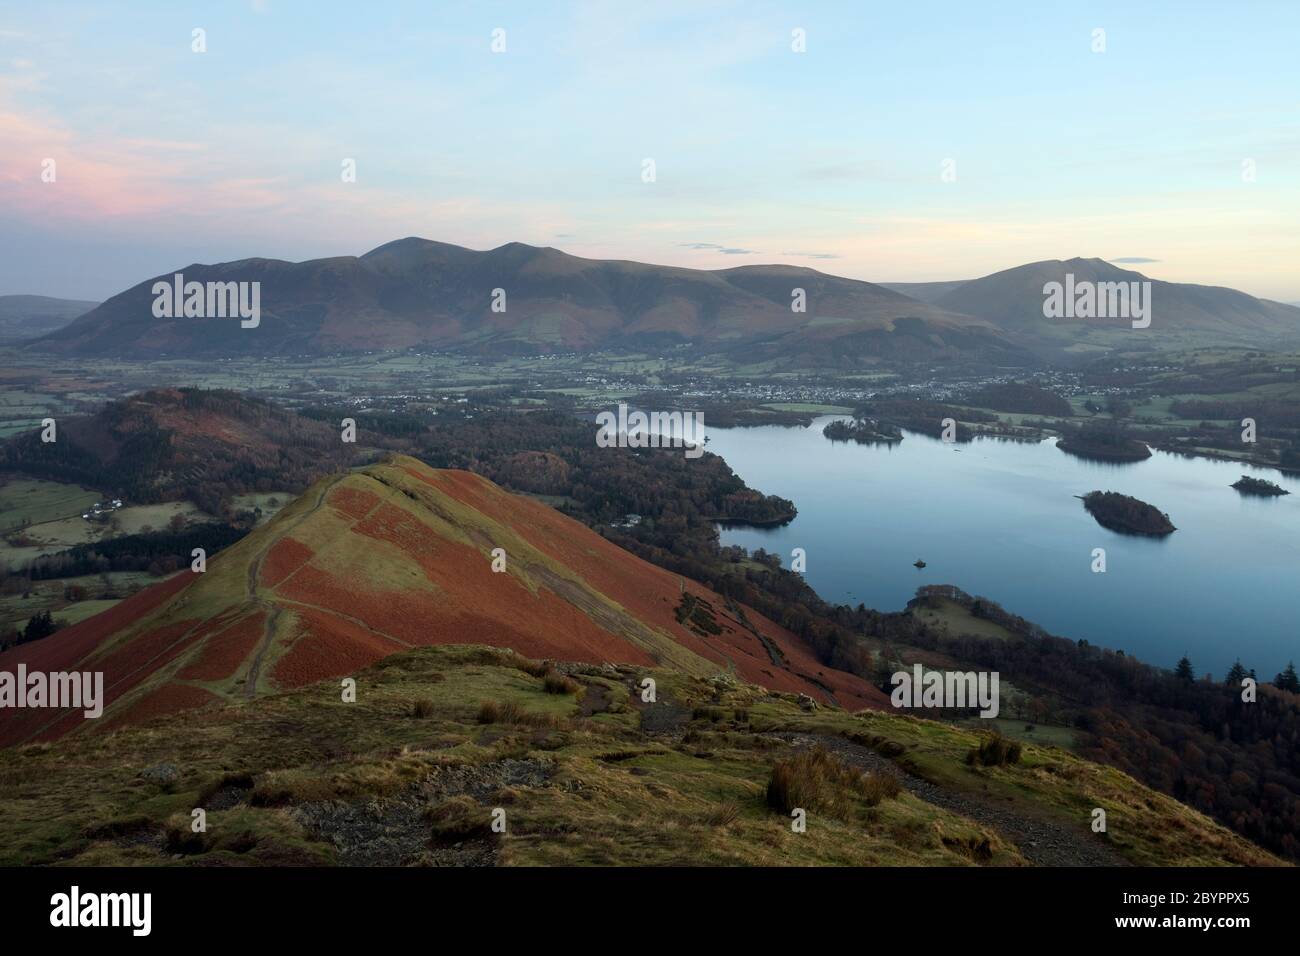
[0,644,1279,867]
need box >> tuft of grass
[860,771,902,806]
[476,698,563,728]
[542,671,580,695]
[766,746,899,819]
[411,698,436,718]
[477,699,522,724]
[704,800,741,827]
[967,733,1022,767]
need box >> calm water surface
[709,416,1300,676]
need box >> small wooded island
[1081,490,1176,536]
[1056,424,1151,463]
[1231,475,1290,497]
[823,418,903,444]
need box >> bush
[967,733,1023,767]
[542,671,580,695]
[411,698,436,718]
[859,771,902,806]
[766,746,898,819]
[477,700,521,724]
[475,699,560,728]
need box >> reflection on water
[710,416,1300,675]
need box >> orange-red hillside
[0,455,884,746]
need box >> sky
[1,0,1298,301]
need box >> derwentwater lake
[709,416,1300,676]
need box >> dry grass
[476,699,564,728]
[766,746,901,819]
[542,671,581,695]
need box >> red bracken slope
[0,455,884,746]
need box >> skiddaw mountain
[30,244,1300,363]
[31,239,1020,364]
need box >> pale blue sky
[1,1,1297,300]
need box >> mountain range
[30,239,1020,365]
[21,242,1300,364]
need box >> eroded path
[242,474,347,697]
[776,731,1128,867]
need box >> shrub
[411,698,436,718]
[859,771,902,806]
[967,733,1023,767]
[542,671,580,695]
[766,746,896,819]
[477,700,521,724]
[476,699,561,728]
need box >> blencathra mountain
[885,257,1300,351]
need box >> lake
[709,416,1300,677]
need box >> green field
[0,478,100,534]
[0,569,159,631]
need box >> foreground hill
[0,294,99,343]
[0,643,1280,867]
[0,456,880,748]
[0,388,357,513]
[30,238,1025,366]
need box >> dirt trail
[242,474,346,697]
[776,732,1128,867]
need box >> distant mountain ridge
[29,238,1024,366]
[890,258,1300,353]
[0,294,99,343]
[28,244,1300,363]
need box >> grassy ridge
[0,644,1279,867]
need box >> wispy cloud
[679,242,758,254]
[782,250,841,260]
